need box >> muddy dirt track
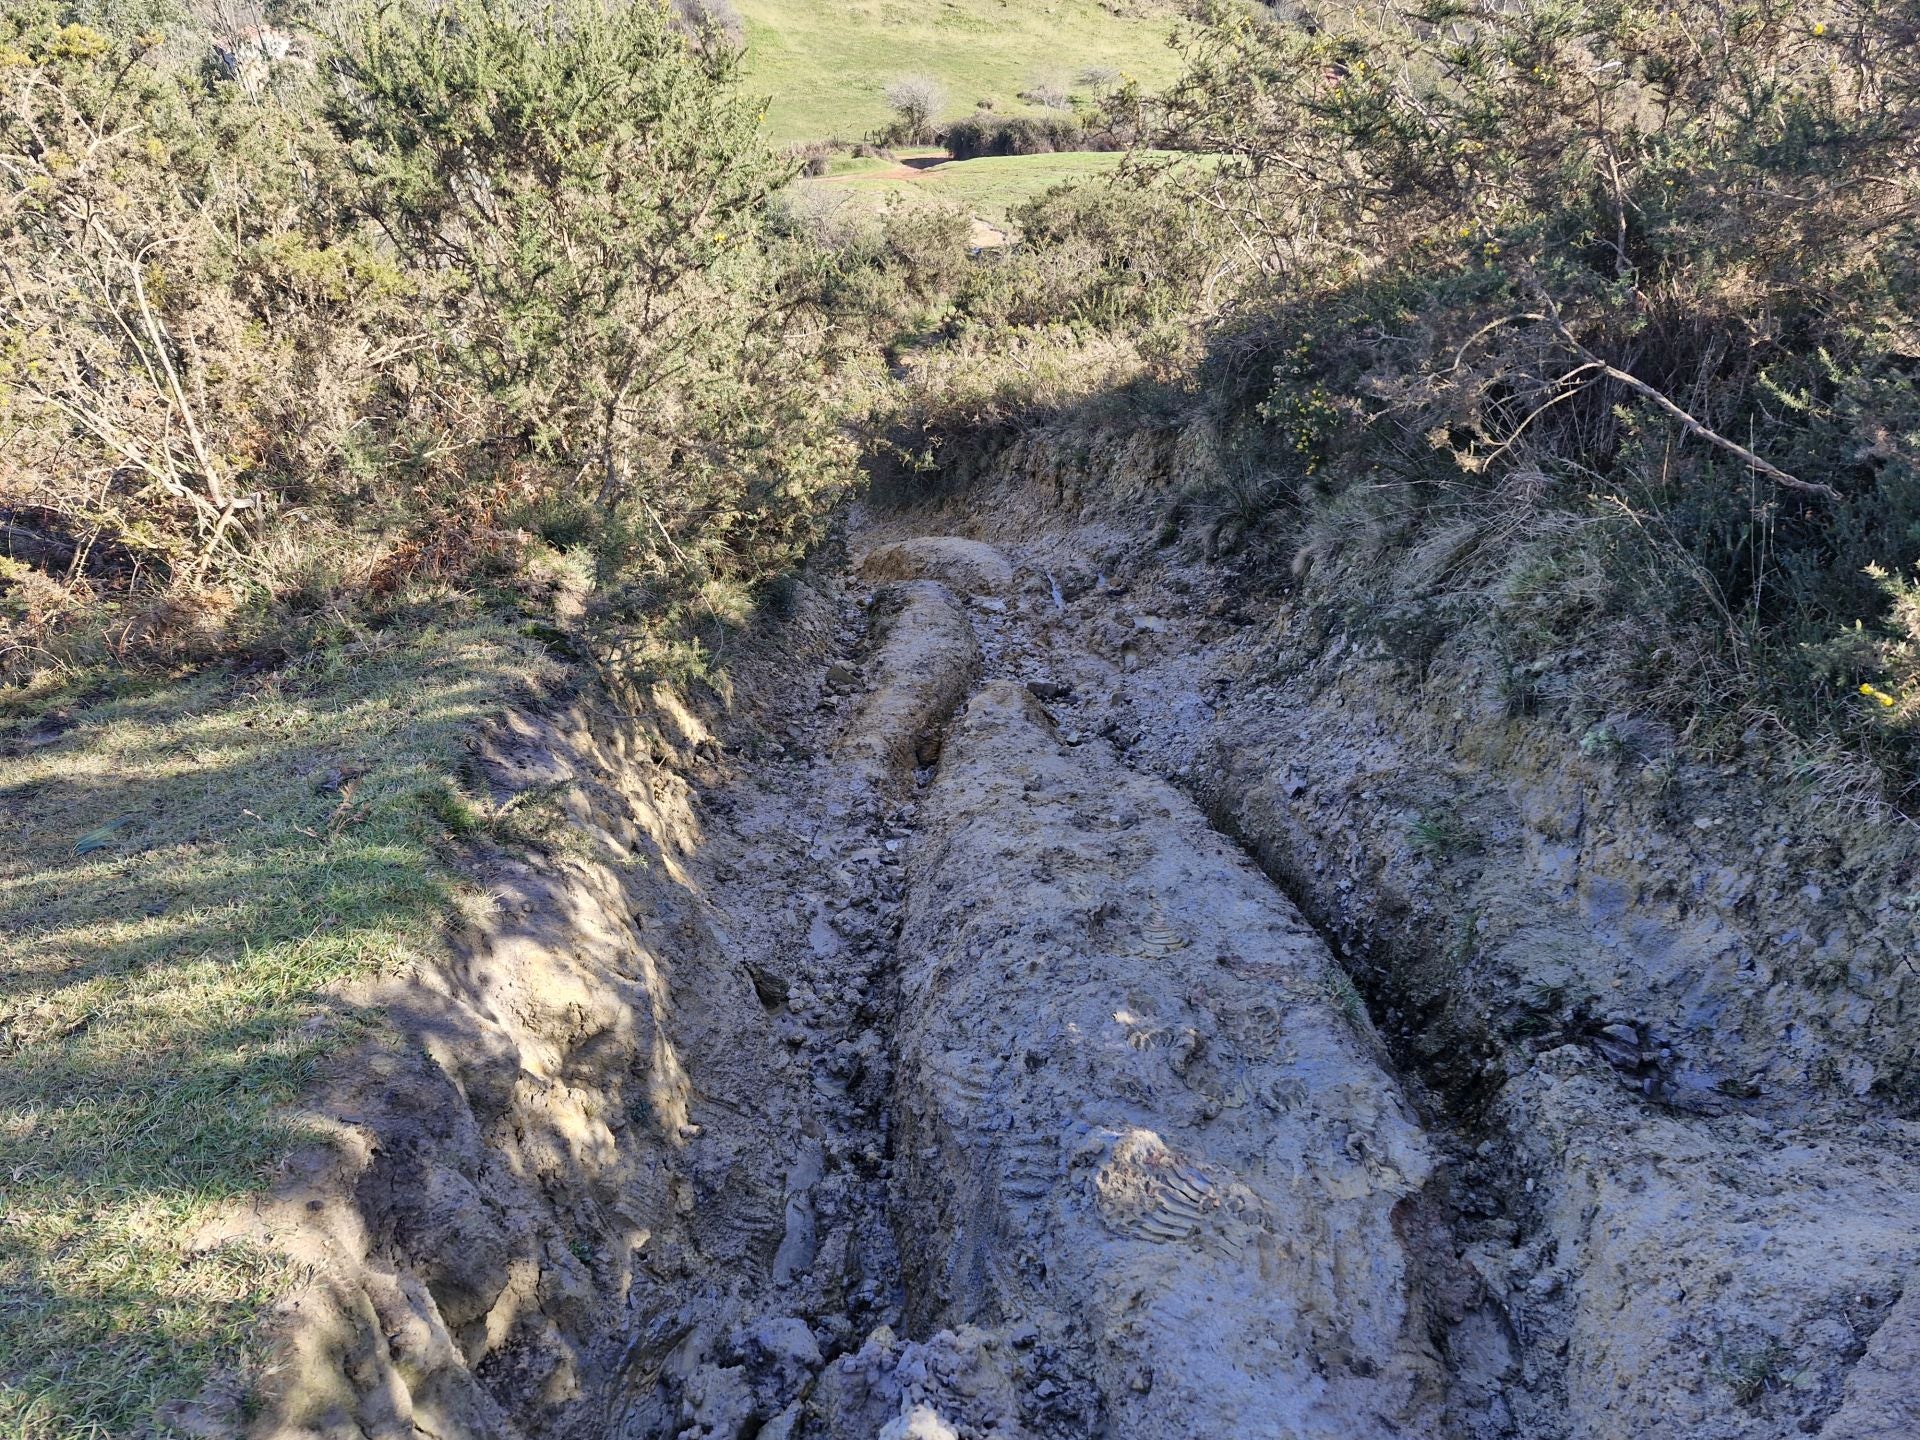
[263,499,1920,1440]
[588,532,1442,1440]
[573,518,1920,1440]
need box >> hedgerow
[908,0,1920,792]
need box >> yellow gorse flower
[50,23,111,61]
[1860,683,1897,708]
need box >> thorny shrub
[0,5,406,634]
[0,0,859,682]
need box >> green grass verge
[736,0,1187,144]
[0,622,559,1438]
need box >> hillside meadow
[736,0,1186,143]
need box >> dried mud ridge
[268,517,1920,1440]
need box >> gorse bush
[0,3,394,606]
[1094,0,1920,787]
[0,0,858,679]
[957,172,1224,332]
[326,0,853,604]
[943,111,1099,158]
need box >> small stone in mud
[1026,680,1073,702]
[827,662,860,689]
[741,1315,822,1375]
[809,913,844,959]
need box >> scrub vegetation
[883,0,1920,795]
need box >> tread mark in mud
[1123,908,1191,960]
[1089,1130,1255,1258]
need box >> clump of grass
[1713,1341,1793,1405]
[1320,964,1368,1028]
[1409,811,1482,859]
[420,775,489,837]
[0,622,558,1436]
[1578,724,1626,759]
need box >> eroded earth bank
[258,487,1920,1440]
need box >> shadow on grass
[0,625,556,1437]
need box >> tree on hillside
[673,0,745,53]
[1019,77,1071,110]
[883,72,946,141]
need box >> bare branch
[1532,292,1839,500]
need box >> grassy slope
[737,0,1186,144]
[0,625,558,1437]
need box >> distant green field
[736,0,1187,145]
[804,150,1147,226]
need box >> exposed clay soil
[253,488,1920,1440]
